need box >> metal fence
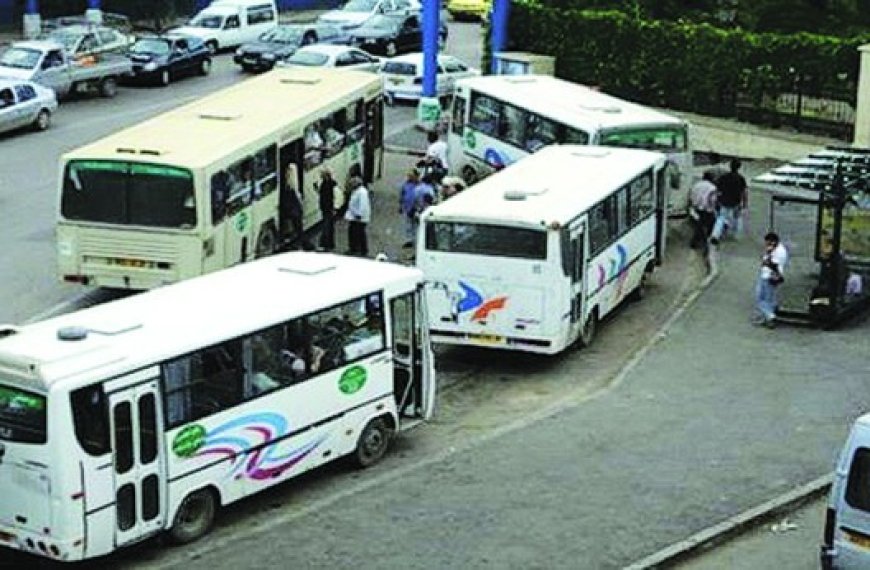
[767,195,820,316]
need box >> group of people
[689,157,789,328]
[398,131,466,249]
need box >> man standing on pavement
[345,176,371,257]
[711,158,748,245]
[689,170,718,249]
[754,231,788,327]
[317,167,337,252]
[399,168,420,249]
[425,130,448,172]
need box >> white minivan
[174,0,278,53]
[822,414,870,569]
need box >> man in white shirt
[344,176,371,256]
[755,231,788,327]
[425,130,448,171]
[690,170,718,249]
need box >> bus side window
[562,126,590,145]
[451,95,465,136]
[346,100,365,144]
[304,121,325,170]
[70,385,110,456]
[497,103,525,148]
[589,200,613,255]
[322,110,346,159]
[210,171,229,224]
[525,113,558,153]
[252,144,278,199]
[628,172,654,224]
[469,93,499,137]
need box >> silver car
[0,78,58,135]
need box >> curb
[625,473,833,569]
[384,144,426,158]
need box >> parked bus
[446,74,691,215]
[0,252,434,562]
[417,145,668,354]
[57,66,385,290]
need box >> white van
[821,414,870,569]
[174,0,278,53]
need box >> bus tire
[353,417,392,468]
[579,309,597,348]
[169,488,217,545]
[629,271,649,302]
[460,165,477,185]
[255,224,278,258]
[99,77,118,98]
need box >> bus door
[655,165,668,264]
[566,219,586,327]
[107,374,165,547]
[363,97,383,183]
[390,289,435,427]
[279,140,304,239]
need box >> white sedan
[380,52,479,103]
[276,44,382,73]
[0,78,58,136]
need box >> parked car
[233,23,344,72]
[173,0,278,54]
[380,52,478,103]
[0,40,132,99]
[0,78,58,135]
[318,0,422,38]
[350,13,446,57]
[42,24,133,57]
[446,0,491,21]
[125,34,211,86]
[277,44,382,73]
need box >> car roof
[296,44,355,55]
[0,77,38,89]
[384,52,455,65]
[8,40,65,51]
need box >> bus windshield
[599,126,687,152]
[61,160,196,228]
[0,383,47,444]
[425,221,547,260]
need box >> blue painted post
[23,0,40,39]
[417,0,442,131]
[86,0,103,24]
[490,0,511,74]
[196,0,212,11]
[0,0,13,27]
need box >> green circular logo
[172,424,206,458]
[464,129,476,149]
[339,365,368,395]
[235,211,249,234]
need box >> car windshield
[0,383,47,445]
[131,38,171,55]
[262,27,302,43]
[286,51,330,66]
[46,30,81,51]
[189,14,223,28]
[364,15,400,30]
[381,61,417,75]
[0,47,41,69]
[61,160,196,228]
[342,0,378,13]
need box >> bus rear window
[61,160,196,228]
[599,126,687,152]
[425,221,547,260]
[846,447,870,512]
[0,384,47,444]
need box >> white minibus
[447,74,692,215]
[0,252,434,561]
[417,145,668,354]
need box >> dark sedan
[234,24,344,73]
[350,14,447,57]
[125,34,211,86]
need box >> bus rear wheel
[579,310,597,348]
[353,417,392,468]
[460,165,478,186]
[169,489,216,545]
[630,271,649,302]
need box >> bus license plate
[846,531,870,549]
[471,333,504,345]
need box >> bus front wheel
[255,224,278,258]
[630,271,650,302]
[460,165,478,185]
[353,417,392,468]
[579,310,597,348]
[169,488,216,545]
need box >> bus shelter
[754,146,870,328]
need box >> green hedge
[499,1,868,117]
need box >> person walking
[754,231,788,328]
[283,163,309,250]
[344,176,371,257]
[399,168,420,249]
[711,158,748,244]
[425,130,448,172]
[689,170,718,249]
[317,167,337,251]
[411,173,437,239]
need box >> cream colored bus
[57,66,385,290]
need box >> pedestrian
[689,170,718,249]
[344,176,371,256]
[439,175,466,201]
[399,168,420,248]
[411,173,437,239]
[318,167,337,251]
[711,158,748,244]
[754,231,788,328]
[284,163,309,250]
[425,130,448,172]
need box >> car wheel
[302,32,317,46]
[99,77,118,98]
[438,34,446,51]
[33,109,51,131]
[353,417,392,468]
[169,489,217,545]
[199,59,212,76]
[159,69,170,87]
[205,41,218,55]
[386,41,397,57]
